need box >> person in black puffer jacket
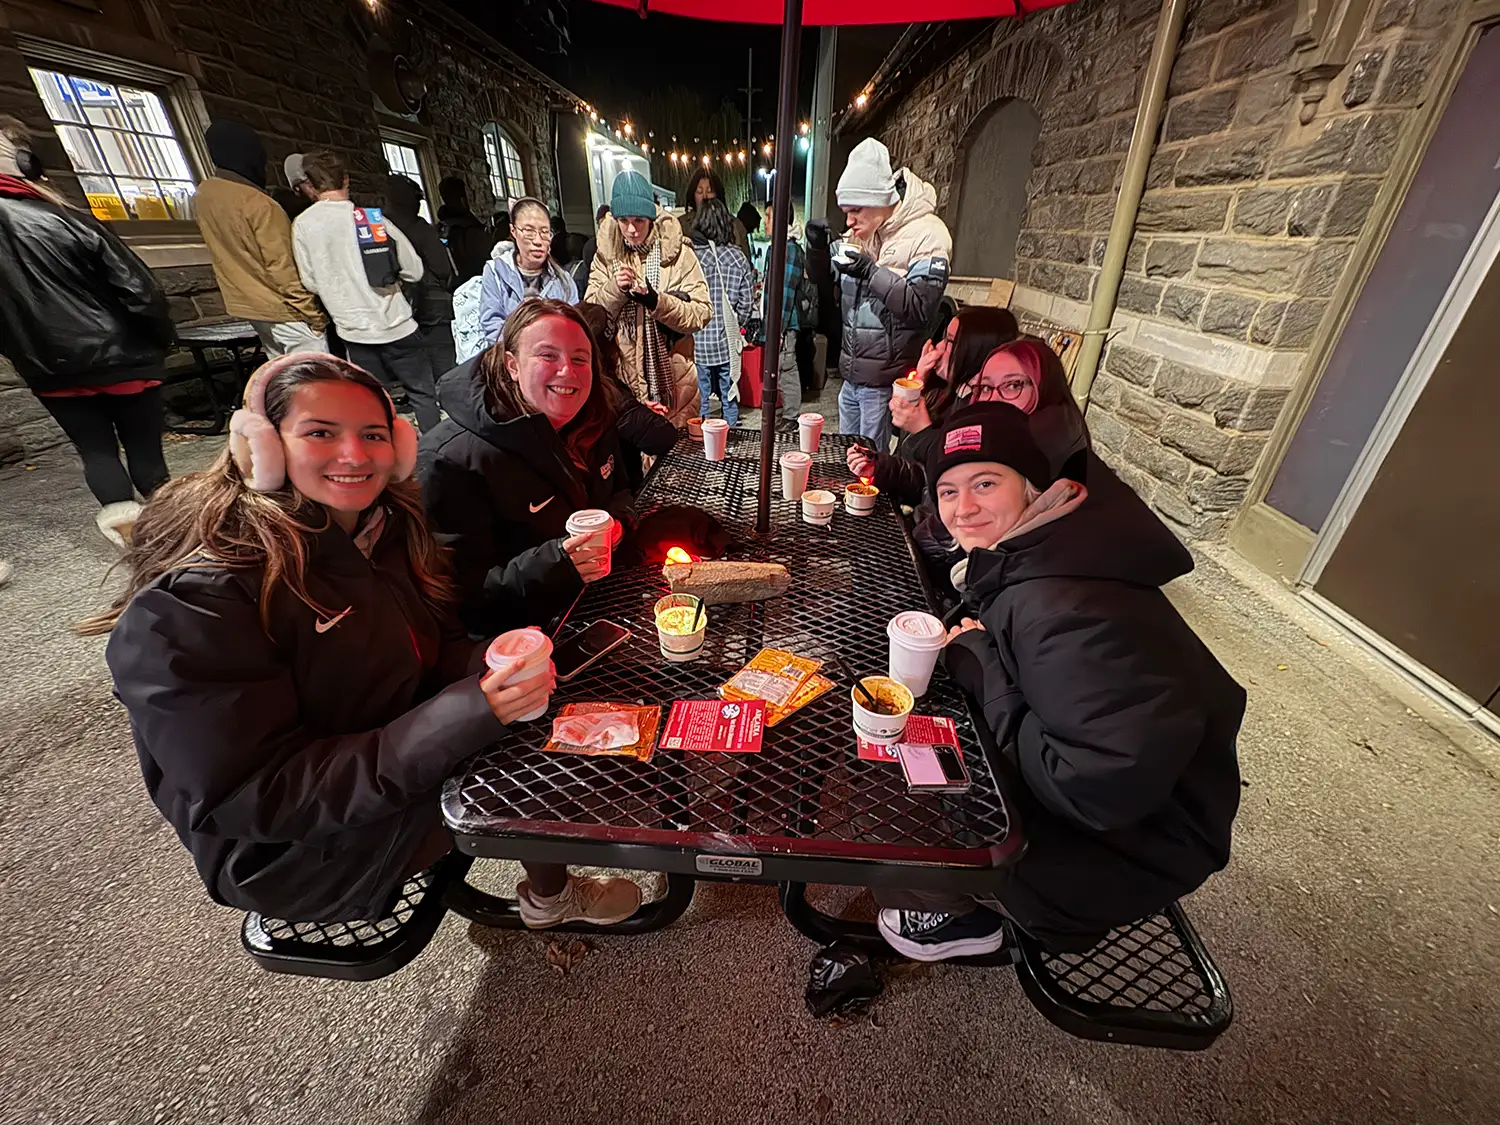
[871,405,1244,963]
[95,353,573,923]
[418,299,636,639]
[0,114,175,546]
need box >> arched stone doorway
[952,98,1041,279]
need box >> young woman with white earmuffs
[84,352,559,923]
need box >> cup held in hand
[485,627,555,721]
[565,508,616,577]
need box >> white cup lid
[566,509,614,533]
[780,451,812,467]
[485,627,553,674]
[798,413,823,425]
[888,611,947,650]
[702,419,729,430]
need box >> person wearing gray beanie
[831,139,952,452]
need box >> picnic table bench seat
[240,854,471,982]
[1010,902,1233,1050]
[781,883,1232,1050]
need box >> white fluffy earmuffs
[228,353,419,492]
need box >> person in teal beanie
[585,172,711,424]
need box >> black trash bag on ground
[805,942,883,1018]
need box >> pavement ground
[1,396,1498,1125]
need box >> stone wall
[0,0,563,466]
[870,0,1462,539]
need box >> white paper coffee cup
[892,377,922,403]
[485,627,555,721]
[887,610,947,698]
[797,412,824,453]
[703,418,729,461]
[780,450,812,502]
[565,508,615,578]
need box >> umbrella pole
[755,0,804,534]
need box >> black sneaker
[877,906,1007,961]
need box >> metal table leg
[445,870,696,935]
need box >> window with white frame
[483,124,527,205]
[28,66,197,223]
[381,138,431,221]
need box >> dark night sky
[457,1,903,152]
[560,3,821,136]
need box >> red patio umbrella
[588,0,1081,531]
[591,0,1073,21]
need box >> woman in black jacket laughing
[90,355,564,922]
[874,404,1246,962]
[418,300,635,638]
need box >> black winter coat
[105,514,501,922]
[438,206,497,284]
[418,360,636,637]
[0,193,175,391]
[386,210,456,327]
[945,487,1244,950]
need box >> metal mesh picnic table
[443,428,1023,893]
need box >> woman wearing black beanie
[872,404,1246,963]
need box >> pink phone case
[898,744,948,787]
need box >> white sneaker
[516,874,642,929]
[96,501,142,549]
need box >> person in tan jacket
[197,122,327,356]
[587,171,710,425]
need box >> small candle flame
[664,546,693,566]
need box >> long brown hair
[80,356,455,635]
[925,306,1020,425]
[475,298,616,469]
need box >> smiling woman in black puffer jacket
[871,404,1245,964]
[418,299,637,639]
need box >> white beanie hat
[837,138,899,208]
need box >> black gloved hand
[627,284,659,310]
[834,249,875,280]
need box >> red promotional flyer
[660,700,767,754]
[857,715,959,761]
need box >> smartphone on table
[898,742,972,793]
[553,621,632,683]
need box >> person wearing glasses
[956,338,1090,483]
[462,197,579,361]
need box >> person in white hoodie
[291,150,438,430]
[833,138,952,451]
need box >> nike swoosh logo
[314,607,353,634]
[529,497,555,513]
